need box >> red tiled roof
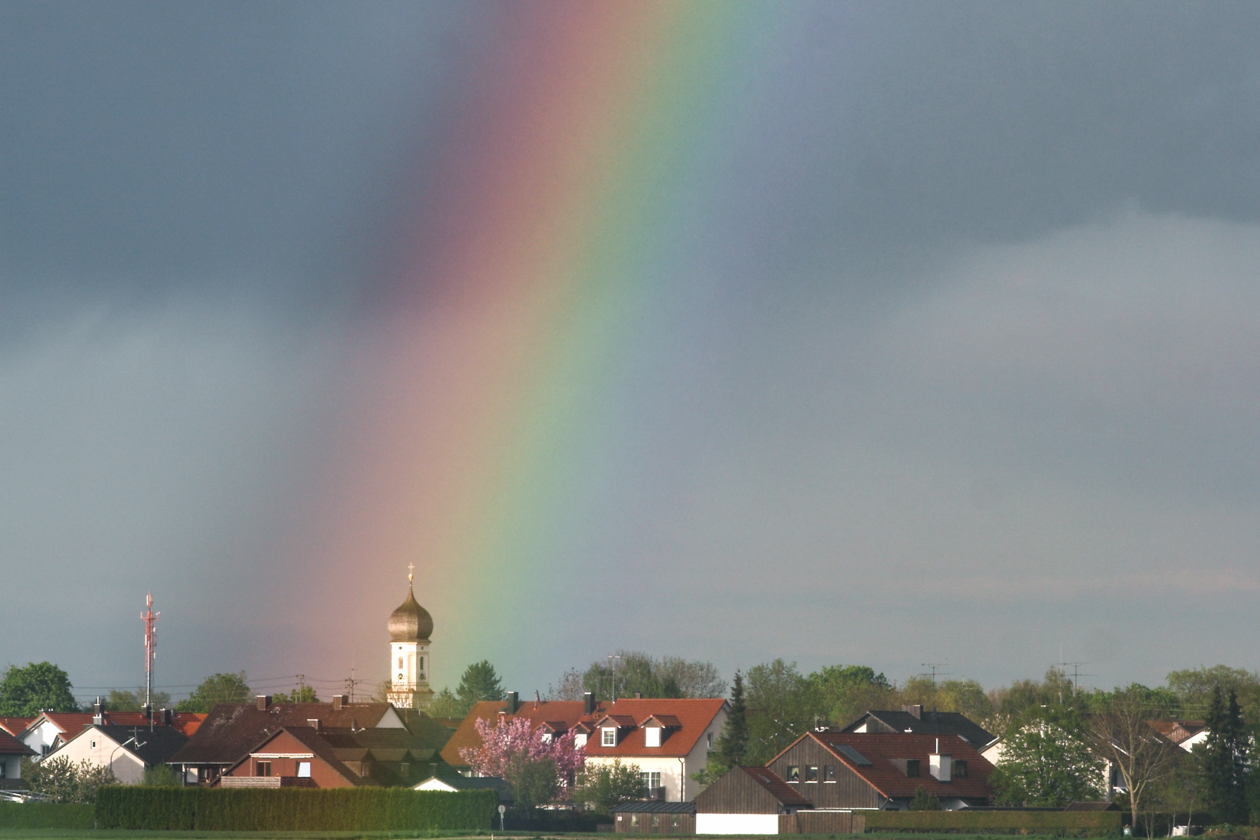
[641,714,683,729]
[440,699,611,767]
[583,698,727,759]
[793,732,994,800]
[0,730,35,756]
[739,766,814,807]
[0,717,35,737]
[1147,720,1205,744]
[596,714,638,729]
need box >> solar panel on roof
[837,744,872,765]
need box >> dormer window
[645,727,661,748]
[602,727,617,747]
[906,759,920,778]
[575,733,587,748]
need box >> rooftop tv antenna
[141,592,159,728]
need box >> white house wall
[49,734,146,784]
[696,813,779,834]
[20,721,64,759]
[0,755,22,780]
[583,706,728,802]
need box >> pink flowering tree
[460,716,586,806]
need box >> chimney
[634,692,642,700]
[256,695,272,711]
[903,704,923,719]
[92,697,104,725]
[506,691,519,715]
[583,692,595,715]
[162,708,172,726]
[332,695,344,711]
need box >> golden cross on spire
[407,562,415,585]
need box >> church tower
[386,564,435,712]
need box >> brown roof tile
[739,766,814,807]
[794,732,994,800]
[441,699,612,767]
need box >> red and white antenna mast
[141,592,159,725]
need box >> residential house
[45,724,189,785]
[692,766,814,835]
[0,730,36,789]
[16,707,203,760]
[168,695,451,785]
[0,718,35,739]
[415,774,514,803]
[1147,720,1208,752]
[440,692,611,772]
[213,721,444,788]
[841,706,996,750]
[582,697,729,802]
[767,731,994,811]
[444,692,728,802]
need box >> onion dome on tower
[388,580,433,642]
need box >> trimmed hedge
[0,802,95,829]
[864,809,1121,836]
[95,786,498,831]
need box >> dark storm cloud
[0,1,487,332]
[691,2,1260,280]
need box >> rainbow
[296,3,771,686]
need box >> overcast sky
[3,1,1260,705]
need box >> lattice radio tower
[141,592,159,726]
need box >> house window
[360,761,370,778]
[0,762,6,778]
[652,814,661,828]
[953,760,967,778]
[707,732,713,748]
[297,761,311,778]
[642,771,661,791]
[824,765,836,782]
[786,765,800,782]
[401,761,410,777]
[575,733,587,748]
[645,727,661,748]
[905,759,919,778]
[806,765,818,782]
[398,656,404,670]
[91,741,96,749]
[630,814,639,828]
[602,728,617,747]
[256,761,271,777]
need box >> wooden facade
[768,738,882,810]
[614,805,696,834]
[695,768,803,815]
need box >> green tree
[580,651,721,701]
[23,756,116,803]
[908,785,942,810]
[0,662,78,715]
[141,764,183,786]
[744,660,817,765]
[106,687,172,711]
[456,660,505,712]
[1090,684,1178,834]
[1167,666,1260,722]
[427,687,462,718]
[176,671,252,712]
[272,685,319,703]
[1197,687,1248,824]
[572,759,647,815]
[988,706,1104,806]
[811,665,893,727]
[509,756,559,808]
[693,670,749,786]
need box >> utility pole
[141,593,159,729]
